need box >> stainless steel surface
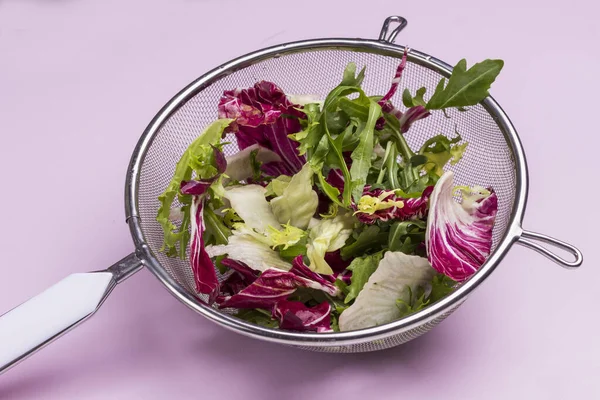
[516,229,583,269]
[106,253,145,283]
[123,15,547,352]
[378,15,408,43]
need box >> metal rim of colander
[124,38,528,348]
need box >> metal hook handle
[515,229,583,269]
[378,16,408,44]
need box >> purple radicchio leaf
[272,300,333,333]
[374,49,431,133]
[426,171,498,282]
[324,250,352,273]
[376,49,408,129]
[218,258,259,297]
[216,269,302,309]
[335,270,353,285]
[326,168,346,193]
[221,258,258,283]
[211,144,227,175]
[291,256,338,290]
[353,186,434,224]
[217,265,341,309]
[180,145,229,298]
[180,180,214,196]
[189,195,219,296]
[218,81,306,176]
[398,105,431,133]
[379,49,408,105]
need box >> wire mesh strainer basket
[0,16,583,372]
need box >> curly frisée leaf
[156,119,232,258]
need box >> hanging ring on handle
[378,16,408,44]
[515,229,583,269]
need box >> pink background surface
[0,0,598,399]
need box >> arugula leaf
[214,254,229,274]
[278,244,308,262]
[396,285,429,315]
[396,273,457,317]
[248,149,263,182]
[330,309,341,332]
[428,274,457,303]
[334,278,349,297]
[326,133,353,207]
[309,134,330,171]
[402,87,427,108]
[349,99,382,202]
[426,59,504,110]
[344,252,383,304]
[236,309,279,329]
[340,62,366,87]
[388,220,426,253]
[203,206,231,246]
[156,119,232,257]
[340,225,388,259]
[338,97,370,121]
[316,171,343,207]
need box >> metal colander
[0,16,584,372]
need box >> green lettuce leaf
[265,175,292,197]
[306,213,355,274]
[344,252,383,304]
[224,184,281,234]
[270,163,319,229]
[419,133,468,177]
[205,233,292,272]
[426,59,504,110]
[156,119,232,258]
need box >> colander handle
[378,16,408,44]
[515,229,583,269]
[0,253,143,375]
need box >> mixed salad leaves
[157,50,503,332]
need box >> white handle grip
[0,253,143,374]
[0,272,116,373]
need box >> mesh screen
[135,48,516,351]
